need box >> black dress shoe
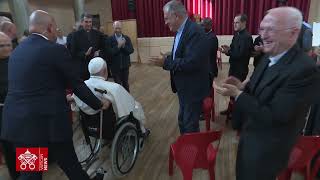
[143,128,151,138]
[91,168,106,180]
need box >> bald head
[113,21,122,36]
[0,21,17,40]
[0,32,12,59]
[113,21,122,28]
[29,10,57,42]
[259,7,302,56]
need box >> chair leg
[208,166,215,180]
[311,157,320,179]
[169,148,174,176]
[206,115,211,131]
[306,165,311,180]
[211,102,215,122]
[181,170,193,180]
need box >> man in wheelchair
[71,57,150,139]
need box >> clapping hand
[117,38,126,48]
[94,50,100,57]
[85,47,93,56]
[224,76,248,90]
[66,94,74,102]
[220,45,230,54]
[213,76,246,98]
[148,52,170,67]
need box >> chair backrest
[172,130,222,170]
[287,136,320,169]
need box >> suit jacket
[0,57,8,103]
[232,45,320,176]
[66,32,73,50]
[206,30,219,78]
[1,34,102,144]
[227,29,253,81]
[107,34,134,73]
[163,19,210,103]
[70,29,106,79]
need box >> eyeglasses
[0,44,12,48]
[258,27,296,34]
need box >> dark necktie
[252,58,270,93]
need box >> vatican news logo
[16,147,48,172]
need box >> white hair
[163,0,187,17]
[268,7,303,29]
[113,21,122,28]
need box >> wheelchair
[72,90,146,177]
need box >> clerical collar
[32,33,49,40]
[237,28,246,35]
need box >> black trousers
[1,105,20,180]
[1,140,19,179]
[113,68,130,92]
[177,95,202,134]
[13,141,90,180]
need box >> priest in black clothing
[220,14,253,116]
[201,17,219,86]
[70,13,106,80]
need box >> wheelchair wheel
[73,126,98,164]
[111,122,139,177]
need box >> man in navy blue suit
[151,0,210,134]
[1,10,107,180]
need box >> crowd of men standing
[68,13,134,92]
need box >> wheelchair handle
[94,88,107,94]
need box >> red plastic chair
[203,88,215,131]
[169,130,222,180]
[278,136,320,180]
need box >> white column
[73,0,85,22]
[8,0,30,37]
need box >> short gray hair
[267,7,303,29]
[0,21,14,32]
[163,0,187,17]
